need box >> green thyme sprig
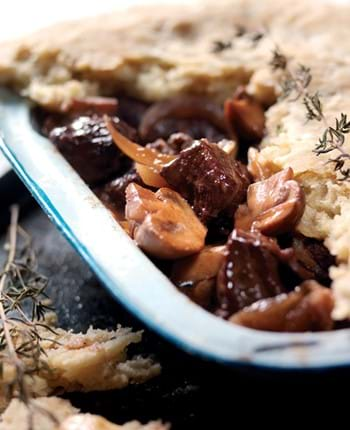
[270,47,350,181]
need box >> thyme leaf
[211,40,232,53]
[269,47,350,181]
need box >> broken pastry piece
[0,326,160,410]
[0,397,168,430]
[60,415,169,430]
[0,397,78,430]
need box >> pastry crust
[0,397,168,430]
[0,326,160,410]
[1,0,350,317]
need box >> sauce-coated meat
[216,229,286,317]
[161,139,251,223]
[96,168,143,213]
[50,116,136,186]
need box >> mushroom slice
[171,245,226,308]
[125,183,207,259]
[247,147,275,181]
[235,167,305,235]
[230,280,334,332]
[139,95,227,141]
[224,86,265,142]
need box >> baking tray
[1,88,350,369]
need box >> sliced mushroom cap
[125,183,207,259]
[235,167,305,236]
[139,95,227,142]
[247,147,275,181]
[230,280,334,332]
[171,245,226,308]
[224,86,265,143]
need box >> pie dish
[1,0,350,367]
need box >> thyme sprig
[270,47,350,181]
[211,26,265,53]
[212,40,232,53]
[0,206,58,427]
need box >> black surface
[0,188,348,426]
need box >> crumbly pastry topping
[0,325,160,409]
[0,397,78,430]
[0,397,168,430]
[1,0,350,318]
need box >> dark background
[0,172,347,428]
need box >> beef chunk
[117,96,149,129]
[206,215,234,244]
[292,235,335,286]
[161,139,251,223]
[230,280,334,332]
[143,118,226,142]
[96,168,143,213]
[146,133,194,156]
[49,116,137,186]
[216,229,286,317]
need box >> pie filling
[35,89,344,333]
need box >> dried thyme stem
[0,207,59,427]
[0,206,21,367]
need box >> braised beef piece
[96,168,143,213]
[139,95,228,143]
[143,118,226,143]
[117,96,149,129]
[146,133,193,155]
[230,280,334,332]
[292,235,335,286]
[216,229,286,317]
[161,139,251,223]
[49,116,137,186]
[33,107,66,136]
[37,97,120,136]
[206,215,234,244]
